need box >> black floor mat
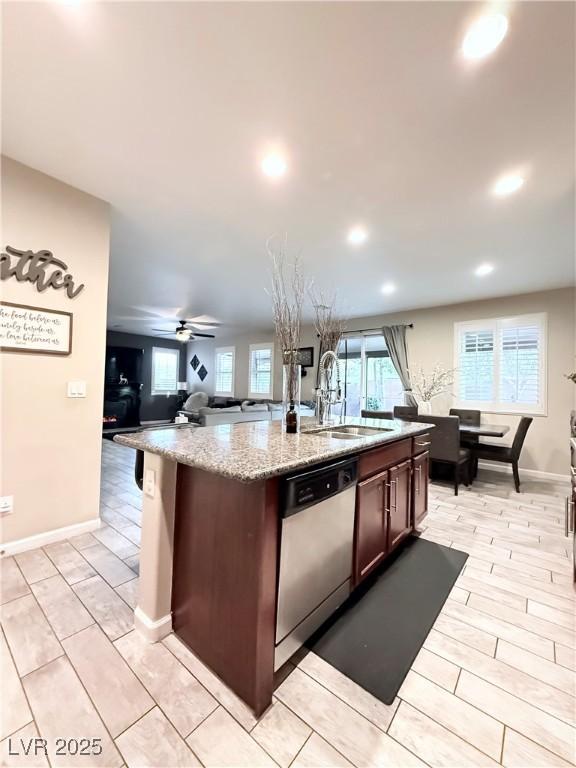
[306,536,468,705]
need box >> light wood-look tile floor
[1,439,575,767]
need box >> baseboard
[477,461,568,484]
[134,606,172,642]
[0,517,102,557]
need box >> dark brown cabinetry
[413,451,429,528]
[354,470,388,583]
[354,439,430,587]
[354,456,417,585]
[388,460,412,551]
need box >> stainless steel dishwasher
[275,457,358,670]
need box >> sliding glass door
[337,334,404,417]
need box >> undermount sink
[314,430,363,440]
[309,424,394,440]
[335,425,393,435]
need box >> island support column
[134,452,177,642]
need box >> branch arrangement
[267,237,306,364]
[310,286,346,354]
[411,364,456,402]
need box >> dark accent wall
[106,331,187,422]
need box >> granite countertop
[114,416,432,482]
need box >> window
[215,346,235,396]
[454,313,547,415]
[336,334,404,417]
[249,343,274,399]
[151,347,180,395]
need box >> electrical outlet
[144,469,156,498]
[0,496,14,515]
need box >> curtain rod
[341,323,413,335]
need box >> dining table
[459,423,510,438]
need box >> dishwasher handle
[280,458,358,518]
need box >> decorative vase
[420,400,432,415]
[282,362,302,433]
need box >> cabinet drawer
[359,439,411,480]
[413,433,432,455]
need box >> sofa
[178,392,315,426]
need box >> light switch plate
[0,496,14,515]
[67,381,87,398]
[144,469,156,498]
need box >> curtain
[382,325,418,408]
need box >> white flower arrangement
[411,364,456,403]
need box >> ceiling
[3,1,574,337]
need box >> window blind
[455,313,546,414]
[499,323,541,406]
[249,346,273,396]
[151,348,179,394]
[215,348,234,395]
[458,329,495,403]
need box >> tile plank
[0,594,63,676]
[456,671,576,764]
[187,707,276,767]
[276,668,426,767]
[63,625,154,738]
[388,701,500,767]
[116,707,200,768]
[115,630,217,737]
[398,671,504,761]
[0,630,32,740]
[30,574,93,640]
[22,656,122,767]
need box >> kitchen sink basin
[308,424,394,440]
[314,430,363,440]
[335,425,393,435]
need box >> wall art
[0,301,73,355]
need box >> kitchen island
[115,416,432,715]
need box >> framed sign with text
[0,301,73,355]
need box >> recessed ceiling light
[261,152,287,179]
[462,14,509,60]
[347,226,369,246]
[475,263,494,277]
[381,282,396,295]
[492,173,525,197]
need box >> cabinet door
[413,452,429,528]
[354,471,388,585]
[388,460,412,552]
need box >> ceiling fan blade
[152,329,175,334]
[191,332,216,338]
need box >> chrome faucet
[316,350,344,425]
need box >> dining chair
[361,409,393,419]
[471,417,533,492]
[405,414,471,495]
[450,407,481,477]
[393,405,418,419]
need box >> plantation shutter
[457,327,495,403]
[215,349,234,395]
[249,346,273,397]
[499,321,542,407]
[151,348,179,394]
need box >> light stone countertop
[114,416,432,483]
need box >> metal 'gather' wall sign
[0,245,85,299]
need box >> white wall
[188,287,574,475]
[1,158,110,547]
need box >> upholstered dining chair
[472,417,533,492]
[450,407,481,479]
[361,409,393,419]
[404,414,472,495]
[393,405,418,419]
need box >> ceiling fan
[153,320,216,342]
